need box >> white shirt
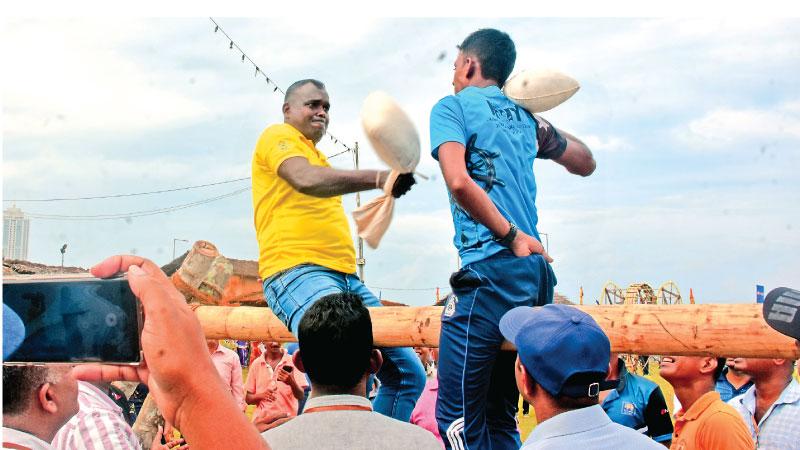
[52,381,141,450]
[2,426,55,450]
[729,377,800,449]
[522,404,663,450]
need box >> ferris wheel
[599,281,626,305]
[657,280,683,305]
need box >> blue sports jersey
[602,360,674,443]
[430,85,566,267]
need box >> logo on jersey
[621,402,637,416]
[464,133,505,194]
[443,295,458,318]
[486,100,523,122]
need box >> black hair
[298,292,373,390]
[459,29,516,87]
[2,365,49,415]
[284,79,326,103]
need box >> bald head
[284,79,326,103]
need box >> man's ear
[38,382,58,414]
[282,102,291,115]
[699,357,717,376]
[464,57,477,80]
[369,349,383,375]
[293,351,305,373]
[515,356,534,400]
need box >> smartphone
[3,276,143,364]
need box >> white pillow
[360,91,420,173]
[503,69,580,113]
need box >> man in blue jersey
[430,28,596,450]
[600,354,673,447]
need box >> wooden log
[195,304,800,359]
[131,393,163,450]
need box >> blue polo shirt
[715,367,753,402]
[602,359,674,443]
[430,85,566,267]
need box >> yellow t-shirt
[251,123,356,279]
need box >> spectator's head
[2,365,79,442]
[294,293,381,396]
[453,28,516,93]
[730,357,796,383]
[205,339,219,354]
[659,356,725,390]
[500,304,615,415]
[414,346,438,375]
[283,79,329,144]
[265,341,283,356]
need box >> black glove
[391,172,416,198]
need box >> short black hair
[2,365,49,415]
[713,357,726,380]
[298,292,373,389]
[459,29,516,87]
[284,79,326,103]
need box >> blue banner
[756,284,765,304]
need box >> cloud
[582,134,632,153]
[680,103,800,149]
[4,19,212,137]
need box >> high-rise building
[4,206,30,261]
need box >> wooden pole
[195,304,800,359]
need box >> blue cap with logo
[500,303,614,398]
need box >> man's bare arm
[438,142,551,261]
[553,129,596,177]
[278,157,388,198]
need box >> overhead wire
[25,187,250,221]
[4,177,251,202]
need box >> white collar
[2,426,54,450]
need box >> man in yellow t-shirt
[251,79,424,421]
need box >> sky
[3,14,800,306]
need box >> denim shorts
[262,263,426,421]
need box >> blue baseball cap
[500,304,614,398]
[3,304,26,359]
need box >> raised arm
[278,157,388,198]
[278,157,416,198]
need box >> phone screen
[3,277,143,364]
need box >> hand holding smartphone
[3,276,143,364]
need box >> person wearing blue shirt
[601,354,673,447]
[430,28,596,450]
[715,358,753,402]
[500,304,663,450]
